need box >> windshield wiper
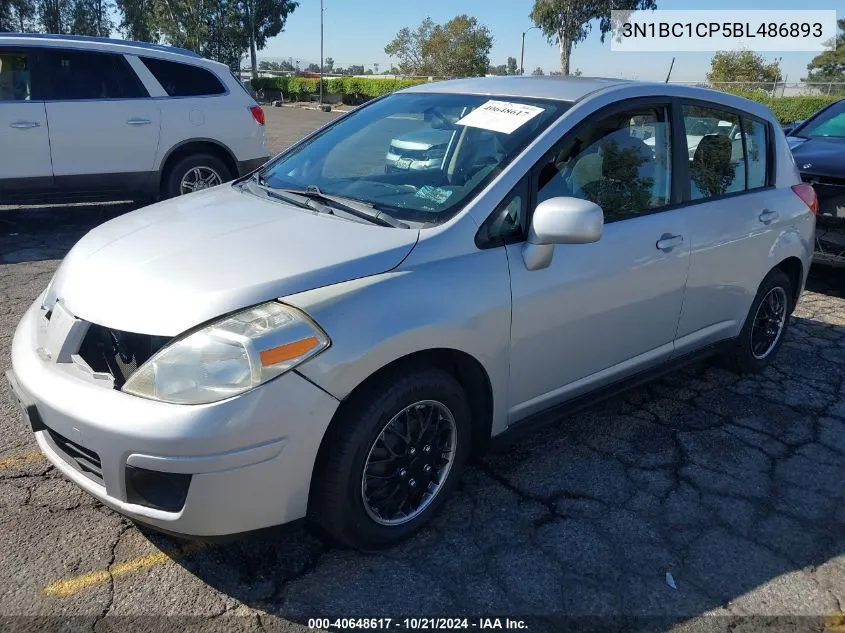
[279,186,409,229]
[244,177,334,214]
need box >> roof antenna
[665,57,675,83]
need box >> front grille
[46,428,103,483]
[77,325,170,388]
[390,146,429,161]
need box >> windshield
[257,92,569,225]
[796,101,845,139]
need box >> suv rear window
[140,57,225,97]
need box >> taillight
[249,105,265,126]
[791,182,818,216]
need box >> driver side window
[535,106,672,223]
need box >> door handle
[656,233,684,251]
[9,120,40,129]
[125,118,152,126]
[759,209,779,224]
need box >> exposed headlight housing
[122,302,329,404]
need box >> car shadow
[150,305,845,631]
[0,202,137,265]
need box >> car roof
[0,33,220,66]
[400,76,776,121]
[401,76,630,102]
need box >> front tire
[310,368,471,550]
[725,268,793,374]
[162,153,231,199]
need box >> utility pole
[319,0,324,106]
[520,26,539,75]
[520,32,525,75]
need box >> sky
[259,0,843,82]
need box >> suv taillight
[249,105,265,126]
[791,182,818,216]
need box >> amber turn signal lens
[259,336,319,366]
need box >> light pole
[520,26,540,75]
[319,0,324,106]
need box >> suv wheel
[726,268,793,374]
[163,153,231,198]
[311,368,471,550]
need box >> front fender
[285,247,512,436]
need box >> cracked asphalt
[3,108,845,632]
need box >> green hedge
[720,89,839,124]
[250,76,431,104]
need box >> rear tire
[162,153,231,199]
[310,368,471,551]
[724,268,792,374]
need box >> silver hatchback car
[8,77,817,549]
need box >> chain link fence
[669,81,845,97]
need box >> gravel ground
[3,108,845,632]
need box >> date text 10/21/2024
[306,618,529,630]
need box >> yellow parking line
[44,541,208,597]
[0,451,43,469]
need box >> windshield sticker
[414,185,454,205]
[456,100,545,134]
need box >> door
[673,103,780,354]
[0,47,53,195]
[503,102,691,422]
[41,48,160,183]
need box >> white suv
[0,34,270,202]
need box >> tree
[532,66,544,75]
[38,0,71,32]
[506,56,517,75]
[115,0,296,75]
[115,0,161,42]
[803,18,845,91]
[68,0,111,36]
[1,0,38,31]
[243,0,298,79]
[706,49,782,89]
[530,0,657,76]
[323,56,334,73]
[488,63,507,75]
[384,16,433,75]
[385,14,492,77]
[306,62,319,72]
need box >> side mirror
[522,197,603,270]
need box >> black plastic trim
[125,465,192,512]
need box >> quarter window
[140,57,225,97]
[682,105,745,200]
[743,117,768,189]
[536,106,672,223]
[42,50,147,100]
[0,51,32,101]
[477,178,527,246]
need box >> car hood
[789,136,845,178]
[391,128,454,150]
[51,185,419,336]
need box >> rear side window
[682,105,744,200]
[140,57,225,97]
[743,117,768,189]
[42,50,147,100]
[0,51,33,101]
